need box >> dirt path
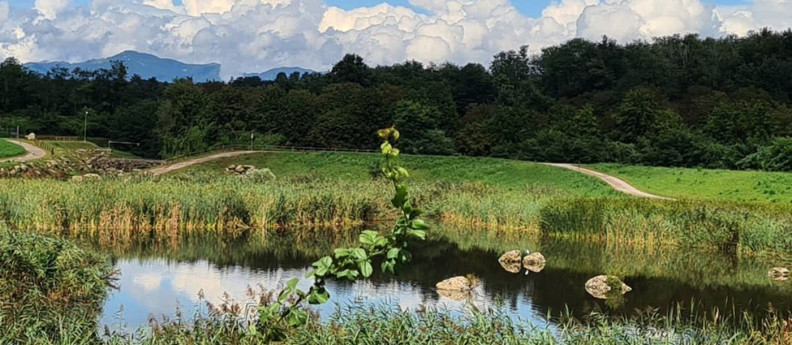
[0,139,46,163]
[542,163,674,200]
[148,150,260,176]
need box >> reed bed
[2,175,792,254]
[0,229,115,344]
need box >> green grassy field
[178,152,618,196]
[0,139,25,158]
[592,164,792,203]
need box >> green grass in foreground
[0,139,25,158]
[592,163,792,203]
[179,152,618,196]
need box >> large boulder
[498,250,522,273]
[523,253,547,273]
[769,267,790,281]
[585,275,632,300]
[436,276,472,291]
[436,276,476,301]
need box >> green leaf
[312,256,333,269]
[304,269,317,278]
[333,248,350,258]
[359,231,378,245]
[286,278,299,290]
[399,250,413,263]
[351,248,367,261]
[410,219,429,230]
[359,260,373,278]
[391,184,408,208]
[402,201,413,215]
[381,260,396,274]
[387,247,400,259]
[308,288,330,305]
[286,309,309,327]
[407,229,427,240]
[396,167,409,177]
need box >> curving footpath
[542,163,674,200]
[0,139,46,163]
[146,149,674,200]
[148,150,260,176]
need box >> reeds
[1,174,792,254]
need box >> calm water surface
[98,231,792,331]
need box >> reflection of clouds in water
[132,273,163,292]
[104,259,549,332]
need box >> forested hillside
[2,29,792,171]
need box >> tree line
[2,28,792,171]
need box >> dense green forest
[2,29,792,171]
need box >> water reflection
[96,229,792,332]
[102,258,548,331]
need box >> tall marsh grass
[1,175,792,254]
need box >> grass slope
[0,139,25,158]
[178,152,618,197]
[592,163,792,203]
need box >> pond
[97,228,792,332]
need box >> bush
[738,137,792,171]
[0,230,115,343]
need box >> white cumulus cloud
[0,0,791,78]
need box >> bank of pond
[2,225,792,344]
[1,177,792,254]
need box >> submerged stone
[436,276,472,292]
[769,267,790,281]
[498,250,522,273]
[585,275,632,300]
[523,252,547,273]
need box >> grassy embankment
[592,163,792,203]
[0,138,25,158]
[0,151,791,255]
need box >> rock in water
[523,252,547,273]
[585,275,632,300]
[769,267,790,281]
[436,276,472,291]
[498,250,523,273]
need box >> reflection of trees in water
[92,228,792,323]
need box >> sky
[0,0,789,78]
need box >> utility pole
[83,109,88,142]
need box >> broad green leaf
[334,248,350,258]
[387,247,400,259]
[410,219,429,230]
[391,184,408,208]
[407,229,427,240]
[351,248,367,261]
[359,230,378,245]
[308,288,331,305]
[359,261,373,278]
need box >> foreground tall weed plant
[250,127,429,341]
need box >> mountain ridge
[23,51,314,82]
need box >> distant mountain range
[23,51,315,82]
[243,67,315,81]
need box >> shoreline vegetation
[4,227,792,344]
[0,152,791,255]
